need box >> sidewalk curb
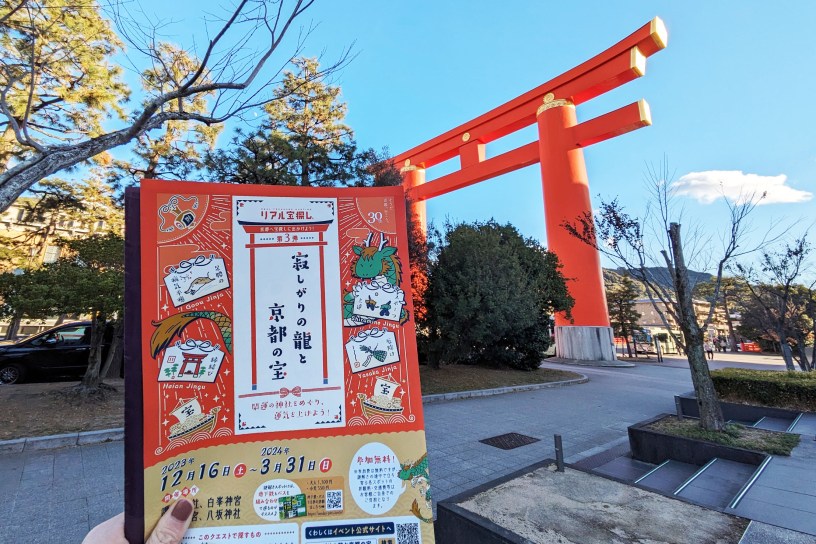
[547,356,637,368]
[0,427,123,454]
[421,374,589,404]
[1,376,589,452]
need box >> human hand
[82,499,193,544]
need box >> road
[0,352,788,543]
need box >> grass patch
[648,417,800,456]
[711,368,816,412]
[419,364,582,395]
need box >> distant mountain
[604,267,713,294]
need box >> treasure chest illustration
[167,397,220,441]
[358,374,403,418]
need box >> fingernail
[172,499,193,521]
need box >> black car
[0,321,96,384]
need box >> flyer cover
[125,180,434,544]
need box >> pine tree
[205,58,361,187]
[0,0,130,168]
[0,0,332,210]
[606,275,642,357]
[108,45,221,186]
[48,233,125,391]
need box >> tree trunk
[80,314,105,388]
[101,320,124,379]
[811,321,816,370]
[429,354,440,370]
[621,325,632,357]
[777,326,795,371]
[4,313,21,340]
[669,223,725,431]
[794,332,811,371]
[300,157,309,187]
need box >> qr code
[325,489,343,511]
[396,522,420,544]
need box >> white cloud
[671,170,813,205]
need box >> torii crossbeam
[394,18,668,361]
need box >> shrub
[421,221,573,370]
[711,368,816,411]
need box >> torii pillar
[394,18,667,362]
[536,93,615,360]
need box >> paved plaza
[0,353,799,543]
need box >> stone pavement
[1,440,124,543]
[631,351,790,372]
[730,413,816,536]
[0,357,791,543]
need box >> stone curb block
[548,357,636,368]
[421,375,589,404]
[77,428,125,445]
[25,432,78,451]
[0,427,125,453]
[0,437,25,454]
[1,378,589,451]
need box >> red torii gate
[394,18,667,361]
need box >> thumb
[146,499,193,544]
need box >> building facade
[0,189,123,339]
[633,297,730,354]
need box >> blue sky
[134,1,815,273]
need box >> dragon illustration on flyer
[398,452,432,523]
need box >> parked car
[0,321,99,384]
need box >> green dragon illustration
[398,453,432,523]
[343,232,408,326]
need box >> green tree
[205,57,368,187]
[0,175,122,271]
[0,0,129,169]
[47,233,125,391]
[0,0,340,210]
[106,45,222,187]
[735,234,812,371]
[422,221,573,370]
[0,266,59,339]
[606,275,642,357]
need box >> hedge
[711,368,816,412]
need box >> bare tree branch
[0,0,350,210]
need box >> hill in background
[603,267,714,297]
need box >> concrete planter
[675,392,803,422]
[628,414,767,466]
[436,460,557,544]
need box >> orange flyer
[124,180,434,544]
